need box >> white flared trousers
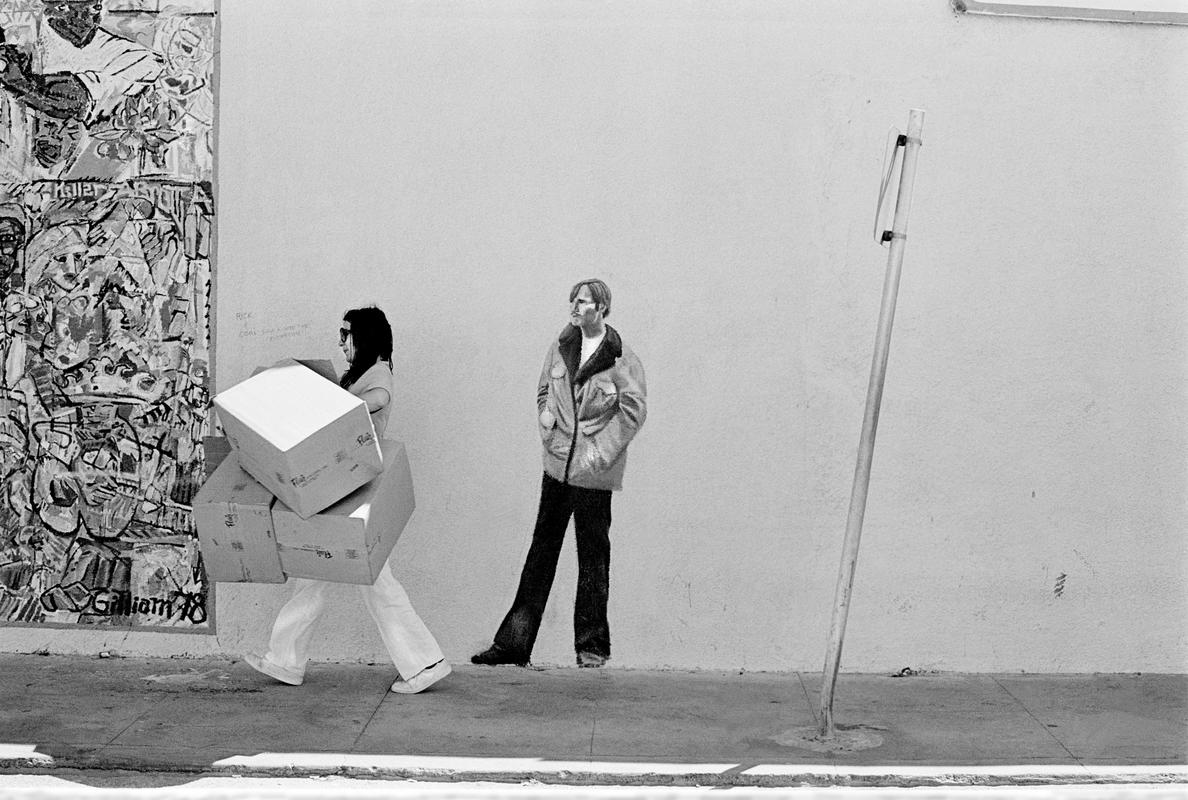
[263,561,444,680]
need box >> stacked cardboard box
[273,440,415,585]
[192,454,285,584]
[213,359,383,518]
[193,361,416,585]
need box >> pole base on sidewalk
[772,724,886,753]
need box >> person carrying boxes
[245,306,450,694]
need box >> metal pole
[818,109,925,738]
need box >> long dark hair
[340,306,393,390]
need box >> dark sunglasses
[339,327,351,343]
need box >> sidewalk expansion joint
[991,675,1079,763]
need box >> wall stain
[1054,573,1067,598]
[1072,548,1098,576]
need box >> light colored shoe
[390,659,451,694]
[577,651,607,668]
[244,653,304,686]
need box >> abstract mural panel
[0,0,215,630]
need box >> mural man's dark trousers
[493,472,612,660]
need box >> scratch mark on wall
[1053,573,1067,598]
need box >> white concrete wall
[5,0,1185,672]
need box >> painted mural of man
[0,0,164,177]
[473,279,647,668]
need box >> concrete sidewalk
[0,654,1184,788]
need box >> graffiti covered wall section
[0,0,216,632]
[0,0,215,183]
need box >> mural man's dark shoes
[471,646,528,667]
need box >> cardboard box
[192,454,285,584]
[213,359,383,519]
[250,358,337,384]
[273,440,415,585]
[203,435,231,478]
